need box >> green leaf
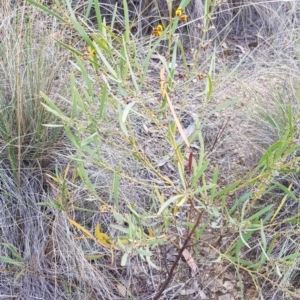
[210,166,218,198]
[228,191,252,215]
[118,103,128,136]
[157,195,183,215]
[198,129,205,166]
[75,55,94,101]
[113,211,125,223]
[169,40,178,79]
[193,184,215,195]
[40,91,68,121]
[246,205,273,222]
[142,38,165,84]
[77,163,96,192]
[206,74,213,99]
[146,255,160,269]
[191,160,209,187]
[122,102,136,123]
[225,229,252,257]
[272,182,297,201]
[81,132,98,147]
[226,255,259,269]
[99,84,107,119]
[136,249,152,256]
[1,244,23,261]
[64,126,80,149]
[113,164,121,208]
[170,17,179,35]
[211,98,239,114]
[180,0,193,9]
[41,103,68,122]
[37,201,63,211]
[54,39,82,56]
[239,227,251,249]
[145,237,167,245]
[84,0,94,22]
[127,205,142,219]
[70,15,93,48]
[122,0,130,42]
[260,219,267,252]
[178,161,186,189]
[0,256,24,266]
[122,39,140,92]
[281,252,300,261]
[111,224,129,234]
[121,252,129,266]
[14,269,26,283]
[94,43,118,80]
[26,0,66,23]
[214,180,240,198]
[117,238,126,249]
[93,0,103,32]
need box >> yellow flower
[180,14,188,23]
[152,24,163,37]
[152,29,161,37]
[197,73,207,80]
[156,24,163,32]
[175,7,183,17]
[82,46,97,60]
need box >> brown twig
[209,117,230,153]
[153,208,203,300]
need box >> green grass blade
[93,0,103,32]
[0,256,24,267]
[158,195,183,215]
[113,164,121,208]
[122,0,130,42]
[26,0,66,23]
[99,84,107,119]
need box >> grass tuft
[0,0,300,299]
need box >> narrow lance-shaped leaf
[158,194,183,215]
[75,55,94,101]
[178,161,186,189]
[188,151,193,173]
[95,224,113,248]
[160,68,190,148]
[93,0,103,32]
[122,101,136,123]
[68,218,94,239]
[99,84,107,119]
[26,0,67,23]
[113,164,121,208]
[121,252,128,266]
[206,74,213,99]
[118,102,129,136]
[0,256,24,266]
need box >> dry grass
[0,0,300,299]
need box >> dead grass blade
[180,242,197,277]
[68,218,94,239]
[160,67,190,148]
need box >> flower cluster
[175,7,188,23]
[152,7,188,37]
[82,46,96,60]
[152,24,164,37]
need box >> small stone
[218,294,231,300]
[223,280,234,291]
